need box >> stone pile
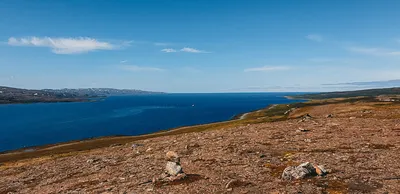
[282,162,327,180]
[299,113,313,122]
[163,151,186,181]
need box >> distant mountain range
[0,86,163,104]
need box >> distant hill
[43,88,164,96]
[290,87,400,99]
[0,86,163,104]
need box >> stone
[314,165,327,176]
[226,179,238,189]
[304,139,312,143]
[282,162,317,180]
[86,158,100,164]
[166,151,180,163]
[165,161,183,176]
[326,114,333,118]
[298,128,310,132]
[131,143,143,149]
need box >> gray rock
[131,143,143,149]
[297,128,310,132]
[165,161,183,176]
[86,158,100,164]
[282,162,316,180]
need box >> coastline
[0,102,293,163]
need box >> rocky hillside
[0,86,162,104]
[0,86,85,104]
[1,98,399,193]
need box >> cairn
[282,162,327,181]
[163,151,186,181]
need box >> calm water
[0,93,303,152]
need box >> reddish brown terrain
[1,99,400,193]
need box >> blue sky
[1,0,400,92]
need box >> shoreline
[1,94,382,163]
[0,102,292,163]
[0,104,277,154]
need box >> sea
[0,93,304,152]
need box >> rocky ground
[1,101,400,193]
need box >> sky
[1,0,400,93]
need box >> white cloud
[244,66,290,72]
[161,48,177,53]
[180,47,208,53]
[8,36,117,54]
[120,60,128,63]
[347,46,400,56]
[306,34,323,42]
[120,65,164,72]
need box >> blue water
[0,93,303,152]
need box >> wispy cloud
[244,66,290,72]
[120,65,164,72]
[323,79,400,87]
[120,60,128,63]
[227,85,381,92]
[154,42,171,46]
[180,47,208,53]
[306,34,323,42]
[8,37,118,54]
[308,58,334,63]
[161,48,177,53]
[347,46,400,56]
[180,66,202,73]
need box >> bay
[0,93,304,152]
